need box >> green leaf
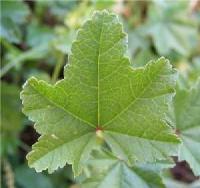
[82,150,165,188]
[132,49,157,68]
[26,21,55,48]
[128,27,150,57]
[146,1,198,56]
[0,0,30,43]
[21,10,179,176]
[172,80,200,175]
[1,0,30,24]
[0,18,22,43]
[15,165,53,188]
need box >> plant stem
[3,158,15,188]
[52,52,65,83]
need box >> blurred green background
[1,0,200,188]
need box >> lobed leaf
[21,10,180,175]
[82,150,165,188]
[172,80,200,175]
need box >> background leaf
[172,80,200,175]
[82,150,165,188]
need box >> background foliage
[1,0,200,188]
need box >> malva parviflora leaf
[20,10,180,176]
[82,150,165,188]
[173,80,200,175]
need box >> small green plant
[20,10,200,187]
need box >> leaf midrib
[97,14,105,126]
[105,130,178,143]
